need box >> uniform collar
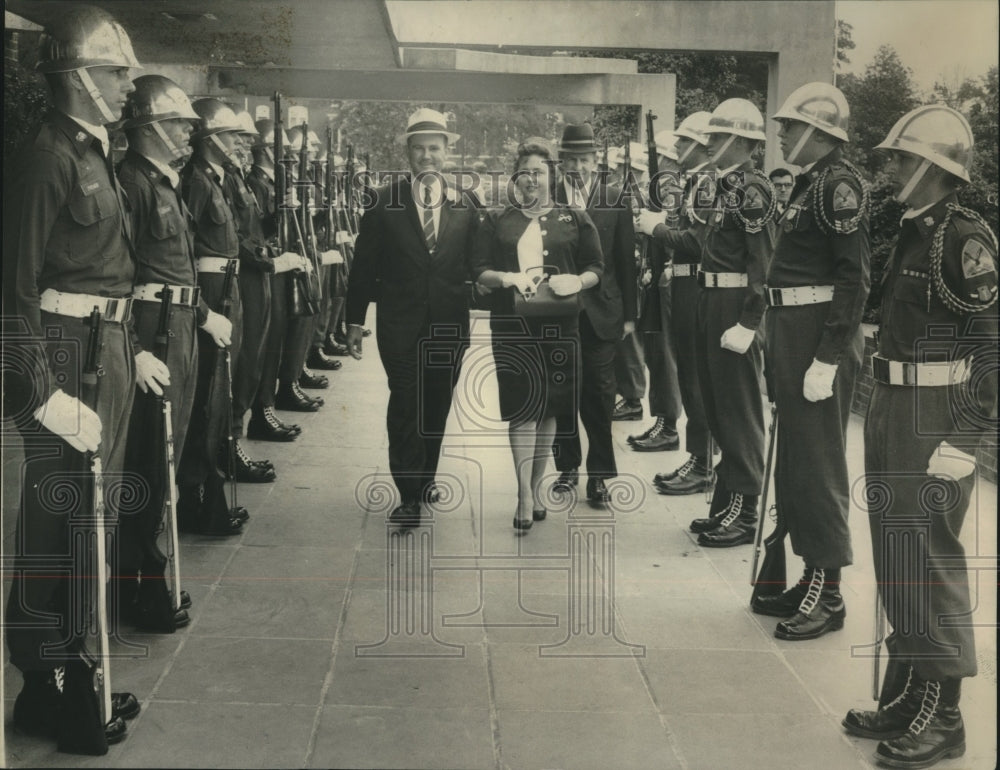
[901,192,957,235]
[134,151,180,189]
[208,159,226,185]
[55,110,110,157]
[254,164,275,182]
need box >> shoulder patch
[962,238,994,279]
[743,185,764,211]
[832,181,859,212]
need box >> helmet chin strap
[709,134,736,166]
[895,158,931,204]
[77,67,118,124]
[677,139,695,165]
[785,124,815,165]
[209,133,238,164]
[151,121,185,159]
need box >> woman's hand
[502,272,537,299]
[548,274,584,297]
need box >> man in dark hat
[550,123,636,507]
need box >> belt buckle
[898,361,916,386]
[767,287,783,307]
[871,354,889,384]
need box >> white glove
[926,441,976,480]
[548,273,584,297]
[200,309,233,348]
[272,251,300,274]
[33,389,102,453]
[502,272,538,299]
[302,255,314,274]
[636,209,667,236]
[802,359,838,402]
[321,249,345,265]
[135,351,171,396]
[720,323,756,354]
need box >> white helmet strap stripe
[677,139,695,165]
[209,132,236,163]
[710,134,736,165]
[77,67,117,124]
[786,124,815,165]
[896,158,931,204]
[151,120,184,159]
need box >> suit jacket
[556,173,636,340]
[346,176,480,355]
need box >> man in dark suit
[345,108,480,525]
[550,124,637,505]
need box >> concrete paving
[3,312,997,769]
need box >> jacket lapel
[399,178,431,262]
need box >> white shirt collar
[208,160,226,185]
[68,115,110,157]
[143,154,180,189]
[256,165,275,182]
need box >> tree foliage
[4,35,51,164]
[836,20,856,73]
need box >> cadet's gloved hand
[802,359,838,402]
[549,273,584,296]
[474,281,492,296]
[135,351,171,396]
[926,441,976,480]
[200,309,233,348]
[636,209,667,236]
[33,389,102,453]
[272,252,301,274]
[321,249,344,265]
[301,255,314,273]
[502,272,538,299]
[719,323,756,354]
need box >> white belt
[765,285,835,306]
[39,289,132,323]
[698,270,748,288]
[133,283,201,307]
[671,263,697,278]
[196,257,239,275]
[871,355,972,387]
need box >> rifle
[345,144,359,236]
[637,111,661,319]
[272,92,317,317]
[81,307,112,726]
[297,120,323,301]
[325,126,337,254]
[750,404,784,602]
[154,287,183,612]
[872,588,886,700]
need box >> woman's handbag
[512,265,580,318]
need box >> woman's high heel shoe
[532,508,547,521]
[513,516,533,533]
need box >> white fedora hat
[397,108,460,145]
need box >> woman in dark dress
[472,142,604,532]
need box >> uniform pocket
[208,197,231,225]
[68,184,117,225]
[150,204,180,240]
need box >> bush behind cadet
[843,104,997,770]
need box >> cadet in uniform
[638,111,717,494]
[223,112,279,482]
[245,119,308,440]
[628,129,684,454]
[689,99,775,546]
[117,74,203,633]
[176,98,246,536]
[843,105,997,769]
[3,5,145,753]
[751,83,871,641]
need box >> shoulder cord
[733,169,777,234]
[929,203,999,314]
[812,158,870,235]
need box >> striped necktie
[422,184,436,252]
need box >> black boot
[687,480,730,532]
[611,397,643,421]
[698,493,757,547]
[551,469,579,493]
[176,483,203,533]
[752,566,811,617]
[627,418,660,446]
[298,367,330,389]
[657,455,714,495]
[632,418,680,452]
[306,346,343,371]
[774,567,846,640]
[275,381,323,411]
[247,406,300,442]
[222,441,277,483]
[843,663,923,740]
[129,577,190,633]
[199,476,246,536]
[874,679,965,768]
[56,662,127,755]
[13,670,59,738]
